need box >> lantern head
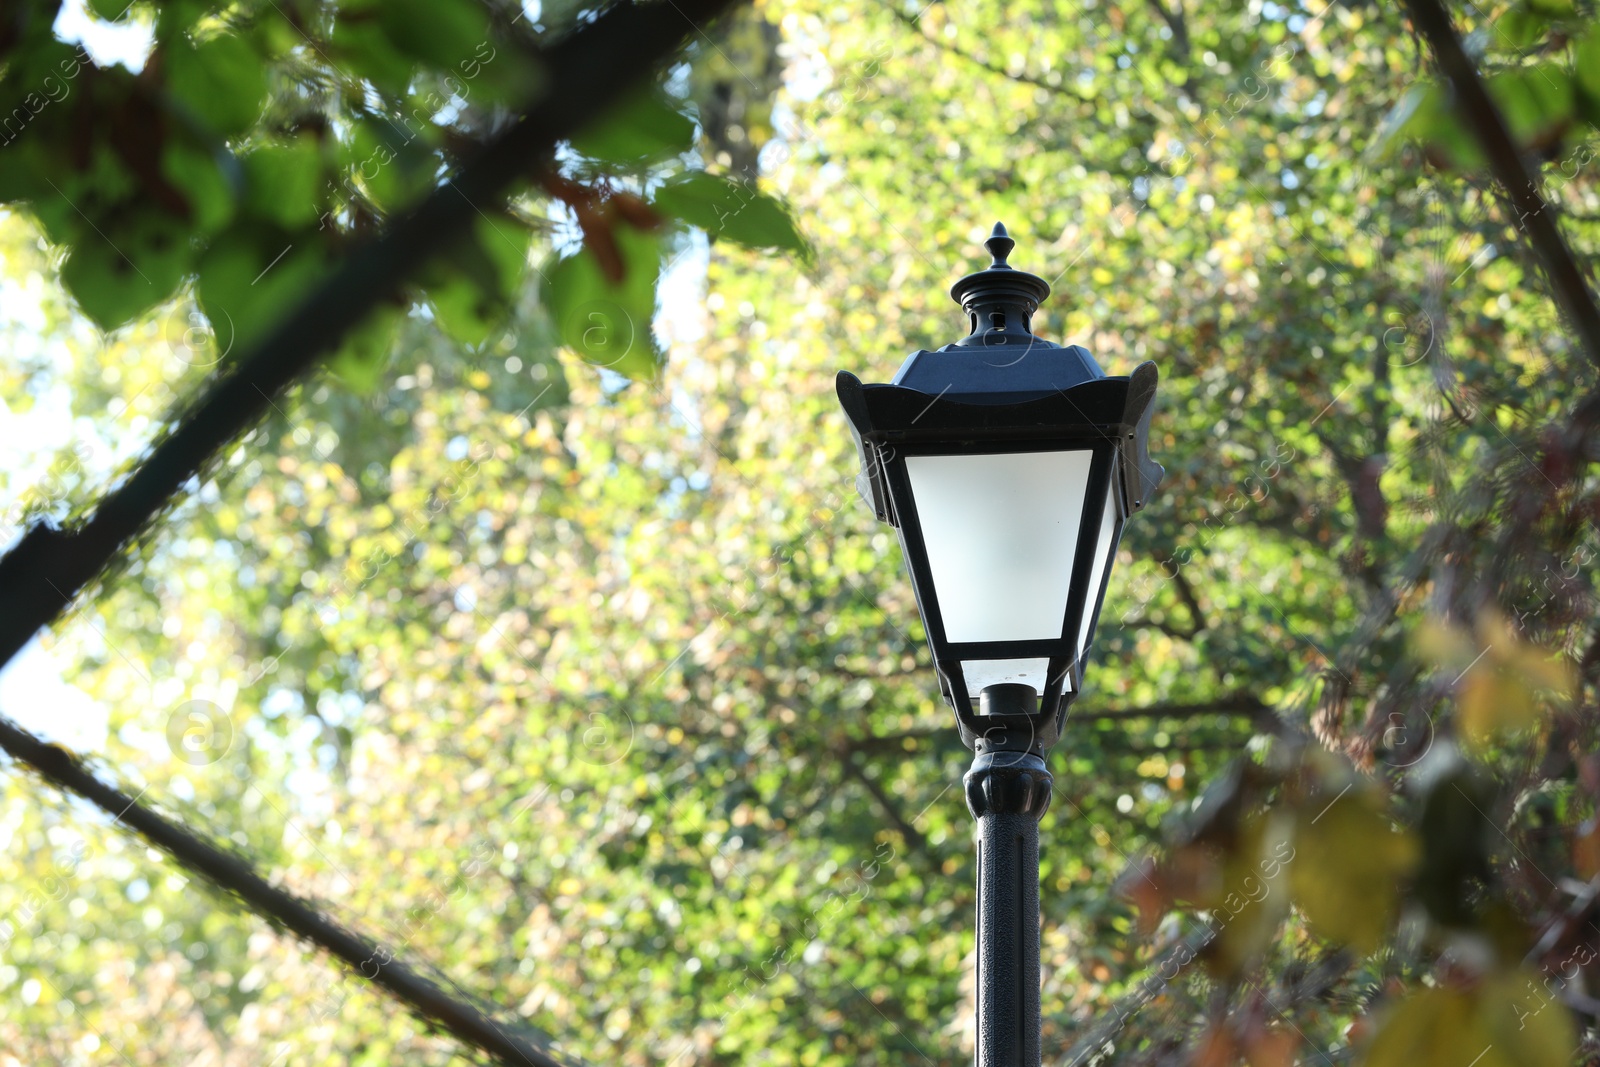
[836,223,1162,753]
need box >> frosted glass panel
[1076,481,1120,660]
[906,450,1093,643]
[962,658,1073,697]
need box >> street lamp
[836,223,1162,1067]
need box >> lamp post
[836,224,1162,1067]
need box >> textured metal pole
[965,748,1052,1067]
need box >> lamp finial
[985,222,1014,268]
[949,222,1050,337]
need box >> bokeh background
[2,0,1599,1063]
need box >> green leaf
[343,120,437,214]
[330,18,414,98]
[572,91,696,166]
[241,139,325,230]
[1381,82,1485,169]
[1575,27,1600,101]
[328,306,402,393]
[472,214,531,297]
[1369,85,1431,161]
[427,275,500,348]
[29,147,139,248]
[86,0,134,20]
[161,141,237,235]
[0,139,50,203]
[453,38,542,107]
[165,35,267,137]
[1499,8,1548,50]
[59,216,190,330]
[377,0,491,69]
[159,0,215,35]
[653,173,809,258]
[196,224,327,356]
[424,215,530,347]
[1487,67,1572,144]
[543,225,662,381]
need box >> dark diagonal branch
[844,729,962,754]
[0,2,745,1061]
[1401,0,1600,371]
[0,724,570,1067]
[0,0,744,669]
[883,3,1107,108]
[1315,430,1389,544]
[841,755,932,858]
[1145,0,1190,59]
[1402,0,1600,589]
[1120,612,1202,641]
[1168,565,1208,635]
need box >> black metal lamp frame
[835,223,1162,1067]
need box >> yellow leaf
[1362,972,1574,1067]
[1197,815,1294,978]
[1575,818,1600,880]
[1362,986,1478,1067]
[1457,666,1540,749]
[1479,970,1576,1067]
[1290,786,1417,952]
[1413,617,1474,668]
[1415,611,1575,750]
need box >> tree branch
[884,5,1051,93]
[1145,0,1191,59]
[1071,694,1274,727]
[0,0,745,669]
[883,2,1126,113]
[843,728,961,754]
[1119,613,1201,642]
[1315,428,1389,545]
[0,725,569,1067]
[1168,564,1208,636]
[1401,0,1600,371]
[840,756,932,858]
[0,2,746,1061]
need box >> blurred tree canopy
[3,0,1600,1064]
